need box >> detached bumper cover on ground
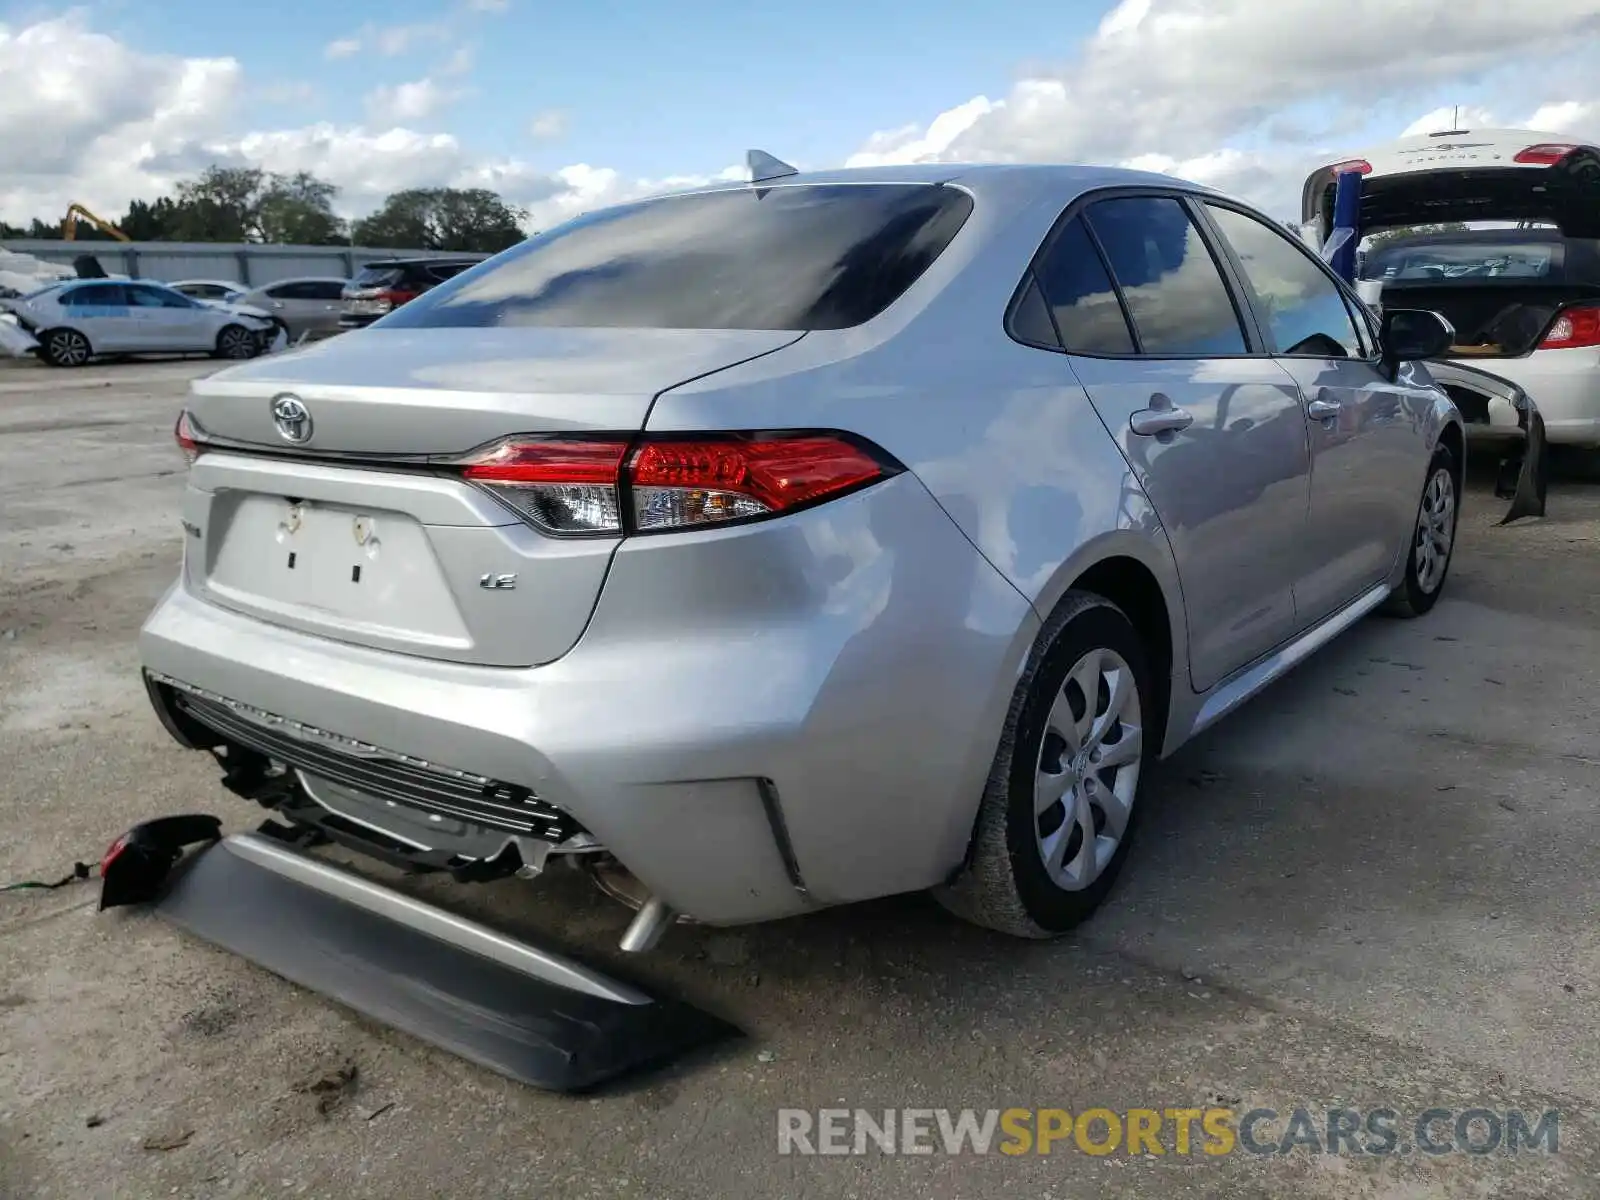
[123,829,739,1092]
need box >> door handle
[1307,398,1341,420]
[1129,405,1194,436]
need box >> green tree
[172,166,266,241]
[352,187,525,252]
[119,197,186,240]
[169,165,346,243]
[258,171,345,245]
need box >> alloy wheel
[51,330,89,366]
[219,326,256,358]
[1415,466,1456,595]
[1034,647,1143,892]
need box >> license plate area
[204,495,471,648]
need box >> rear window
[352,266,403,288]
[1362,239,1564,282]
[380,183,975,331]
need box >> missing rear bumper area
[143,671,597,883]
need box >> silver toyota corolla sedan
[140,162,1463,948]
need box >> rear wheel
[1384,443,1459,617]
[214,324,260,360]
[935,591,1153,937]
[41,328,91,368]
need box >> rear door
[1035,193,1311,691]
[262,281,335,337]
[1199,200,1424,627]
[60,283,135,350]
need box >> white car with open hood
[1302,127,1600,459]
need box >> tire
[41,328,92,368]
[214,323,260,360]
[1383,443,1459,618]
[935,591,1155,938]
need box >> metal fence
[0,240,490,288]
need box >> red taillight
[1327,158,1373,176]
[456,433,896,535]
[378,289,418,308]
[629,436,888,531]
[460,439,629,534]
[1515,143,1579,166]
[1540,304,1600,350]
[174,410,205,463]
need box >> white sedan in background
[2,279,279,366]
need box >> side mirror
[1380,308,1455,378]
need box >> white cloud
[844,0,1600,211]
[438,45,476,78]
[365,78,464,126]
[528,109,567,139]
[465,0,511,11]
[6,3,1600,244]
[324,21,449,60]
[1526,100,1600,134]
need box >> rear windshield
[380,183,975,331]
[352,266,402,288]
[1362,238,1564,282]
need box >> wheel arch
[1438,417,1465,487]
[1061,554,1176,758]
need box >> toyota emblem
[271,395,312,444]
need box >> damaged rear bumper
[142,829,738,1091]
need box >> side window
[1031,216,1136,354]
[1205,204,1366,358]
[309,281,346,301]
[131,286,193,309]
[1084,196,1249,355]
[63,284,126,307]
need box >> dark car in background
[339,257,486,329]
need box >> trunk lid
[181,326,803,667]
[188,326,804,453]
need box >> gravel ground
[4,355,1600,1199]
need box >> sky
[2,0,1600,233]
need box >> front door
[1034,195,1312,692]
[1200,202,1423,627]
[126,284,209,351]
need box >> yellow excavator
[61,203,129,242]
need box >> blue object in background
[1328,168,1362,283]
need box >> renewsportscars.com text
[776,1106,1560,1157]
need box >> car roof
[252,276,350,286]
[363,257,483,267]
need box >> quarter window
[1030,216,1136,354]
[1084,197,1249,356]
[1205,203,1366,358]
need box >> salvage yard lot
[4,358,1600,1199]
